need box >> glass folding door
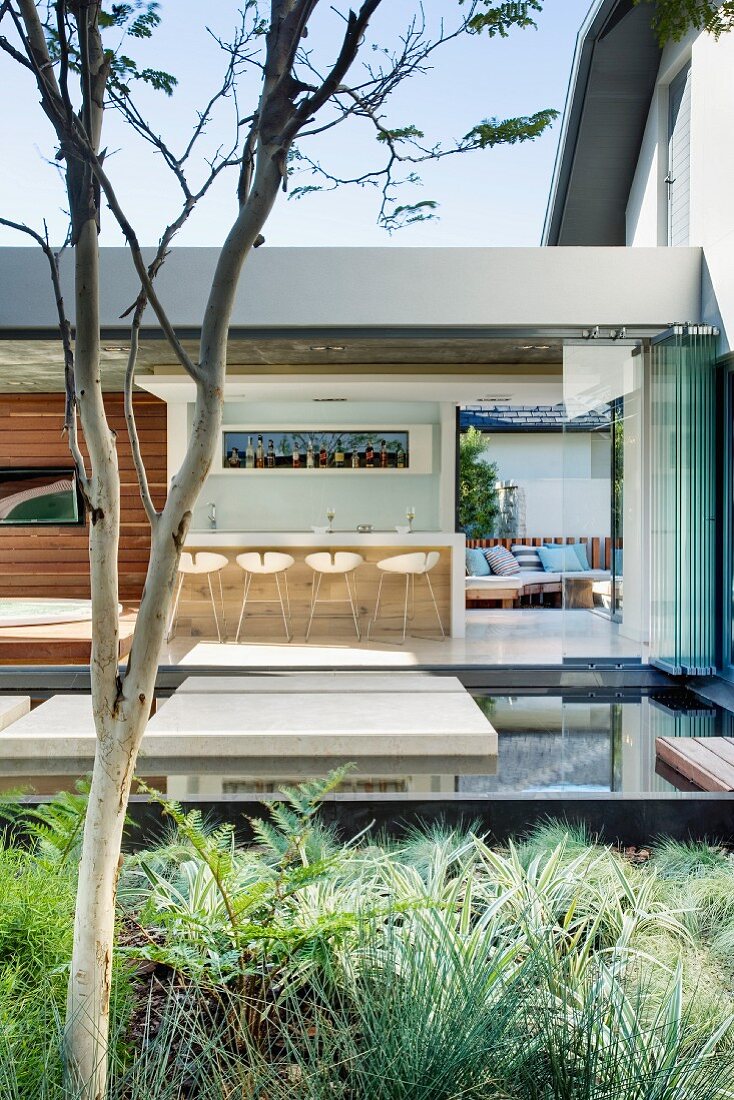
[562,342,645,662]
[649,326,718,675]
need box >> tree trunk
[64,719,143,1095]
[64,152,282,1097]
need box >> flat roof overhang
[543,0,662,246]
[0,245,701,390]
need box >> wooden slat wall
[0,393,167,602]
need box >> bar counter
[182,530,466,638]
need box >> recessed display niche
[222,429,410,471]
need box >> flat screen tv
[0,467,83,526]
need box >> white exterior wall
[482,432,611,539]
[625,29,734,349]
[0,246,702,332]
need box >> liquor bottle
[396,444,406,469]
[255,435,265,469]
[245,437,254,469]
[319,442,328,468]
[306,438,315,468]
[379,439,388,468]
[267,439,276,468]
[351,448,360,469]
[292,443,301,468]
[365,440,374,468]
[334,438,345,467]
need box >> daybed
[465,538,614,610]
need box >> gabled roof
[543,0,662,246]
[460,405,611,433]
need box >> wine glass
[326,506,336,534]
[406,505,416,533]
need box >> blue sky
[0,0,592,248]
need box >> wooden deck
[656,736,734,792]
[0,611,136,665]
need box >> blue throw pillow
[465,548,491,577]
[571,542,590,570]
[538,545,584,573]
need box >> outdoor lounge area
[465,537,614,610]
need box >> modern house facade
[0,0,730,682]
[544,0,734,679]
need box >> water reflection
[2,691,731,799]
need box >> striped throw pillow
[484,546,521,576]
[511,544,542,572]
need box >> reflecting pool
[5,689,732,799]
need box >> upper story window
[667,62,691,246]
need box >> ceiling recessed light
[103,345,129,353]
[515,344,552,351]
[309,345,346,352]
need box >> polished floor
[161,609,648,668]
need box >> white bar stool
[235,552,295,642]
[368,551,445,644]
[168,551,229,642]
[304,552,364,641]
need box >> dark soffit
[543,0,662,246]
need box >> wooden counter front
[175,540,455,641]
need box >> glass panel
[730,373,734,668]
[562,343,644,662]
[649,327,718,675]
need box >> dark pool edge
[14,792,729,850]
[0,661,676,697]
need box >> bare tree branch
[123,304,157,526]
[0,214,89,489]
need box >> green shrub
[2,784,734,1099]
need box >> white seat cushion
[179,552,229,575]
[513,571,562,584]
[236,551,294,574]
[305,551,364,574]
[464,576,525,592]
[377,551,432,575]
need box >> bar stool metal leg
[424,572,446,638]
[400,574,411,644]
[217,569,227,639]
[305,573,323,641]
[367,574,385,639]
[236,569,292,642]
[345,572,361,640]
[274,572,292,641]
[206,572,224,643]
[235,572,253,642]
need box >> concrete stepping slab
[146,692,497,758]
[0,692,497,763]
[0,696,30,730]
[176,673,465,694]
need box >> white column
[166,401,189,488]
[438,403,457,532]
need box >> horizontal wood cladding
[0,392,166,602]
